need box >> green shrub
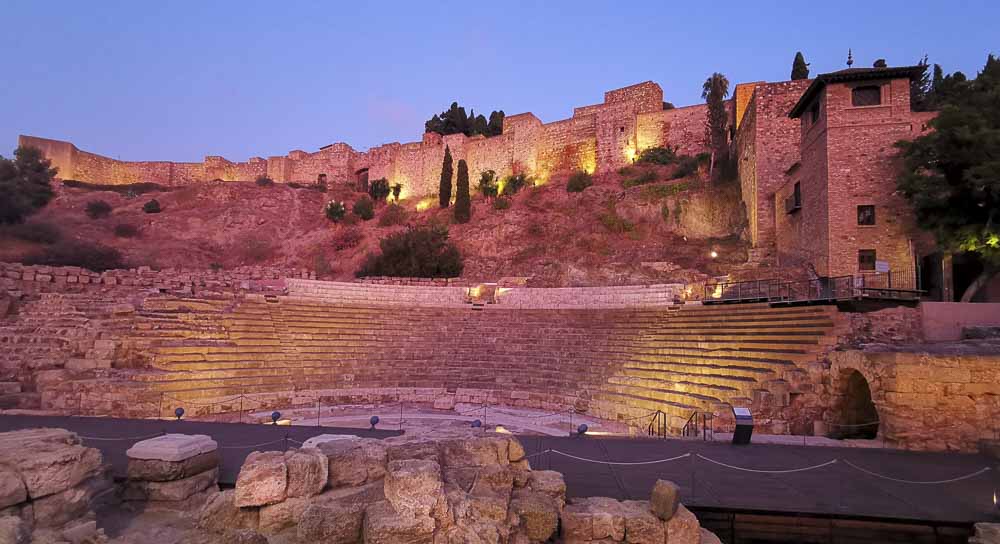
[353,196,375,220]
[454,159,472,224]
[356,225,463,278]
[85,200,112,219]
[661,204,670,222]
[143,199,162,213]
[210,262,223,271]
[378,204,409,227]
[23,240,125,271]
[622,170,657,188]
[671,153,711,180]
[324,200,347,222]
[3,221,61,244]
[617,166,635,177]
[493,197,511,210]
[477,170,498,198]
[113,223,139,238]
[0,146,56,224]
[391,184,402,202]
[368,177,390,203]
[255,175,274,187]
[501,173,530,196]
[566,170,593,193]
[640,182,691,201]
[332,227,364,251]
[636,146,678,165]
[598,201,634,233]
[62,179,167,196]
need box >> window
[857,205,875,225]
[852,86,882,107]
[809,102,820,124]
[858,249,877,271]
[785,182,802,213]
[619,126,625,133]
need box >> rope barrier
[843,460,991,484]
[696,454,838,474]
[550,450,691,466]
[79,432,164,442]
[828,420,880,428]
[218,438,288,450]
[162,394,243,408]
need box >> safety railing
[704,269,922,305]
[647,410,669,439]
[682,411,714,441]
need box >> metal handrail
[647,410,668,439]
[704,269,922,305]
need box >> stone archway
[832,369,879,439]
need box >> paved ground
[1,415,994,525]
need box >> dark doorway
[833,370,879,440]
[355,168,369,193]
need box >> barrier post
[316,398,321,427]
[239,391,244,424]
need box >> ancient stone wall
[19,80,714,198]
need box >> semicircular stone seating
[113,281,840,434]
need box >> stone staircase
[119,294,839,433]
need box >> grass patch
[566,170,593,193]
[598,201,634,233]
[113,223,139,238]
[62,180,169,196]
[85,200,112,219]
[23,240,126,271]
[3,221,61,244]
[378,204,409,227]
[622,170,658,188]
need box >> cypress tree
[791,52,809,80]
[439,146,453,208]
[454,159,471,223]
[701,72,730,181]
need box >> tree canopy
[453,159,471,224]
[425,103,504,137]
[439,146,453,208]
[791,52,809,80]
[702,72,731,180]
[896,54,1000,301]
[0,146,57,224]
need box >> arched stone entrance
[832,369,879,439]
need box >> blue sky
[2,0,996,162]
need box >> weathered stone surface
[0,440,102,499]
[471,464,514,498]
[127,450,219,482]
[622,500,664,544]
[301,434,358,449]
[258,496,309,535]
[363,500,435,544]
[527,470,566,507]
[284,447,327,498]
[700,527,724,544]
[443,467,480,492]
[666,505,701,544]
[387,440,441,464]
[510,489,558,542]
[0,468,26,510]
[124,467,218,502]
[971,522,1000,544]
[32,476,112,528]
[561,496,626,541]
[321,438,387,488]
[384,459,444,518]
[296,501,364,543]
[0,515,28,544]
[234,451,287,507]
[198,490,260,534]
[650,479,680,520]
[441,437,507,468]
[59,519,97,544]
[126,434,217,463]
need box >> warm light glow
[415,197,435,212]
[534,171,549,186]
[625,148,636,163]
[711,284,723,299]
[494,425,511,434]
[468,286,482,298]
[710,251,718,259]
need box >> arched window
[852,85,882,107]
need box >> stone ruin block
[124,433,219,508]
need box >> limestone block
[650,479,680,520]
[296,501,365,544]
[300,434,358,449]
[363,500,435,544]
[441,437,507,468]
[384,459,444,518]
[527,470,566,507]
[971,523,1000,544]
[621,500,664,543]
[198,490,260,534]
[123,467,218,502]
[386,439,441,464]
[443,467,479,492]
[665,505,700,544]
[0,440,102,499]
[0,468,26,510]
[510,489,559,542]
[234,451,287,507]
[0,515,28,544]
[283,447,327,498]
[60,519,98,544]
[32,475,112,528]
[126,434,217,463]
[258,496,310,535]
[321,439,387,488]
[127,450,219,482]
[470,464,514,498]
[561,497,626,541]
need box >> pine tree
[487,111,505,136]
[439,146,453,208]
[702,73,730,181]
[791,52,810,80]
[454,159,471,223]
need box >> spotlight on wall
[271,411,281,425]
[710,251,719,259]
[577,424,589,436]
[174,407,184,421]
[471,419,482,428]
[370,415,380,430]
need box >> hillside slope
[0,165,750,287]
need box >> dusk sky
[2,0,997,162]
